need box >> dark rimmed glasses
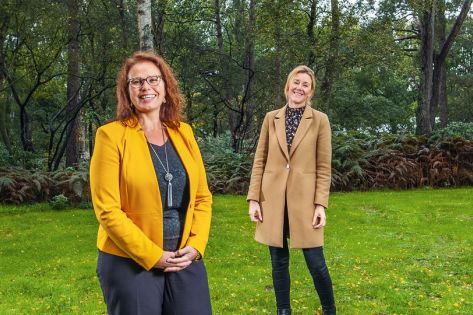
[127,75,162,88]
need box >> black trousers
[96,251,212,315]
[268,207,335,312]
[269,241,335,312]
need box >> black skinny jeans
[269,238,335,312]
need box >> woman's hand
[312,204,326,229]
[248,200,263,222]
[164,246,199,272]
[154,251,179,269]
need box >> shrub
[331,133,473,191]
[430,122,473,141]
[0,167,89,204]
[199,132,253,194]
[49,194,69,210]
[1,131,472,203]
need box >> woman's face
[128,61,166,115]
[287,72,313,107]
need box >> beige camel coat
[247,105,332,248]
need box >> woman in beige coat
[247,65,335,315]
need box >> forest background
[0,0,472,203]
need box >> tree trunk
[240,0,256,148]
[431,0,472,128]
[227,0,244,149]
[0,91,12,153]
[306,0,318,68]
[430,0,446,129]
[438,61,448,127]
[0,18,12,153]
[117,0,129,50]
[137,0,153,51]
[65,0,81,168]
[19,104,34,152]
[416,4,435,136]
[320,0,339,113]
[214,0,231,137]
[273,0,283,106]
[153,0,167,55]
[88,120,93,159]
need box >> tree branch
[438,0,472,62]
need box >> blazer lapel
[290,106,313,158]
[274,106,290,161]
[132,122,163,203]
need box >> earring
[163,98,167,104]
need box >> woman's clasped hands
[154,246,199,272]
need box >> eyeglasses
[127,75,162,88]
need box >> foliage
[430,121,473,141]
[331,129,369,190]
[199,132,253,194]
[0,190,472,313]
[331,132,473,191]
[49,194,69,210]
[0,145,46,169]
[0,167,89,204]
[1,0,471,168]
[1,131,472,204]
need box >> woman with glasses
[247,65,336,315]
[90,51,212,315]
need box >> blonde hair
[284,65,316,105]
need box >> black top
[148,140,189,251]
[285,106,306,152]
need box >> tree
[0,9,12,153]
[320,0,340,114]
[65,0,81,168]
[137,0,153,51]
[153,0,168,55]
[412,0,472,135]
[431,0,472,127]
[416,0,436,136]
[0,10,65,153]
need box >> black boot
[322,305,336,315]
[277,308,292,315]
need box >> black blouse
[148,141,189,252]
[285,106,305,152]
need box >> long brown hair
[115,51,185,128]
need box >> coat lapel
[274,106,290,161]
[290,106,313,158]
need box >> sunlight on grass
[0,188,472,314]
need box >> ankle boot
[322,305,336,315]
[277,308,292,315]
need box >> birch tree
[137,0,153,51]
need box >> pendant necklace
[148,128,173,207]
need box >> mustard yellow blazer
[90,120,212,271]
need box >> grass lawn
[0,188,471,314]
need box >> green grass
[0,188,472,314]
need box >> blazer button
[286,163,290,169]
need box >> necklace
[148,128,173,207]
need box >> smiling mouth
[139,94,156,99]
